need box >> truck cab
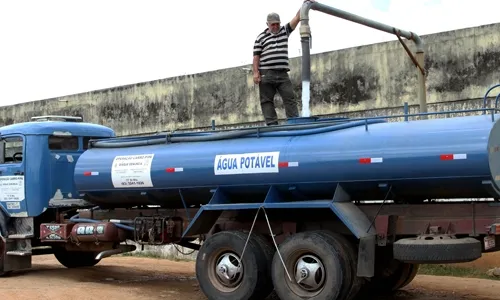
[0,115,115,218]
[0,115,116,275]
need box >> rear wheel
[399,263,420,289]
[359,251,419,295]
[195,230,272,300]
[316,230,365,300]
[271,231,346,300]
[248,232,277,299]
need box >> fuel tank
[74,114,500,208]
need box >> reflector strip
[166,167,184,173]
[440,154,467,160]
[359,157,383,164]
[279,162,299,168]
[83,171,99,176]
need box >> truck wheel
[358,250,417,295]
[247,232,277,299]
[195,230,271,300]
[270,231,345,300]
[359,262,412,295]
[0,237,11,277]
[387,262,415,291]
[315,230,364,300]
[53,247,100,268]
[398,263,419,289]
[393,236,482,263]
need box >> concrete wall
[2,23,500,136]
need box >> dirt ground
[450,251,500,271]
[1,254,500,300]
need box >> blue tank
[73,113,500,208]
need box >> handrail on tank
[299,1,427,117]
[208,106,500,133]
[110,107,500,142]
[352,107,500,124]
[494,92,500,110]
[482,83,500,114]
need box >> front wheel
[52,247,100,268]
[0,236,11,277]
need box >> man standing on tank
[253,1,314,126]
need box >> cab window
[0,136,24,164]
[48,135,79,150]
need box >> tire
[195,230,271,300]
[0,236,11,277]
[0,209,8,238]
[0,271,11,277]
[271,231,344,300]
[53,247,100,268]
[393,236,482,263]
[358,248,416,295]
[389,262,414,291]
[0,211,9,276]
[398,263,419,289]
[315,230,364,300]
[247,232,278,300]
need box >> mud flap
[357,235,376,277]
[330,184,377,277]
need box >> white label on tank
[214,151,280,175]
[111,154,155,188]
[0,176,25,202]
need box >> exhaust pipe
[96,244,136,260]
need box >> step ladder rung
[8,234,33,239]
[7,250,32,256]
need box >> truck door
[0,135,27,216]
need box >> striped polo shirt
[253,23,294,71]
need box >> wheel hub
[215,253,243,288]
[294,254,325,292]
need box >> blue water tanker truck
[1,106,500,300]
[2,2,500,300]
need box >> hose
[171,118,356,136]
[90,119,386,149]
[248,119,385,137]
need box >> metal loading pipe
[299,1,427,117]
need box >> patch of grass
[418,264,500,280]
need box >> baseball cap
[267,12,280,24]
